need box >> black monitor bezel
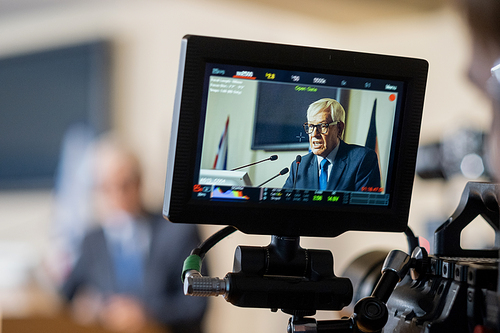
[163,35,428,237]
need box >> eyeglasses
[303,121,338,134]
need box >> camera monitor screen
[163,35,428,237]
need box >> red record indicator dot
[389,94,396,101]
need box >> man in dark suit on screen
[283,98,381,192]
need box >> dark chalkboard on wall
[0,41,110,188]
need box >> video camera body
[382,182,499,333]
[384,255,498,332]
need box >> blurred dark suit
[62,215,208,333]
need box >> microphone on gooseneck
[257,167,289,187]
[292,155,301,189]
[230,155,278,171]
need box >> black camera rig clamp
[184,235,353,313]
[183,233,416,333]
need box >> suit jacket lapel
[96,229,117,292]
[327,141,347,191]
[306,153,319,189]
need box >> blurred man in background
[61,135,208,333]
